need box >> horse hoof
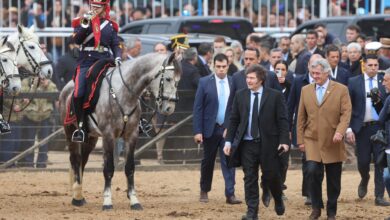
[72,198,87,206]
[102,205,113,210]
[131,203,143,210]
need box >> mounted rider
[71,0,122,142]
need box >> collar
[215,74,228,82]
[308,74,315,83]
[364,73,377,81]
[309,46,317,54]
[316,78,330,90]
[199,56,207,65]
[251,86,263,94]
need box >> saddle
[64,58,115,126]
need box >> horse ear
[6,41,15,52]
[1,36,8,47]
[168,52,175,64]
[29,25,35,33]
[17,24,24,34]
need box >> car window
[357,18,390,39]
[124,25,144,34]
[180,20,253,45]
[147,23,171,34]
[325,22,347,40]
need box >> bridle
[16,36,52,77]
[154,57,180,109]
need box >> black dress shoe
[199,191,208,203]
[274,199,285,216]
[262,188,271,207]
[72,129,86,143]
[226,195,242,204]
[241,214,258,220]
[309,208,321,220]
[358,177,369,199]
[375,197,390,206]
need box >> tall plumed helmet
[89,0,111,19]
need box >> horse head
[0,36,21,96]
[151,52,182,115]
[7,25,53,79]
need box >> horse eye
[165,78,171,82]
[29,45,35,49]
[2,59,7,62]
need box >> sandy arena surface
[0,169,389,220]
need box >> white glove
[115,57,122,66]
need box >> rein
[17,37,52,76]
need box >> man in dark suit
[193,53,242,205]
[224,64,290,220]
[325,44,351,86]
[291,34,312,75]
[196,42,213,77]
[226,47,282,207]
[278,36,293,65]
[179,47,201,91]
[306,30,325,57]
[346,54,390,206]
[287,54,323,206]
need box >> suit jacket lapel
[378,74,386,101]
[309,84,319,106]
[209,75,218,103]
[320,80,335,106]
[259,87,269,113]
[243,89,250,124]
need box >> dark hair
[356,34,367,41]
[245,47,260,58]
[314,23,326,29]
[324,44,340,57]
[249,35,262,45]
[214,53,228,64]
[306,30,318,38]
[274,60,288,70]
[346,24,361,33]
[198,42,213,56]
[214,36,226,44]
[245,64,267,84]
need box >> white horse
[6,25,53,79]
[0,37,21,95]
[59,53,181,210]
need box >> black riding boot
[72,97,86,143]
[0,92,10,134]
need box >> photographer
[378,68,390,199]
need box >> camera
[370,129,387,146]
[276,69,282,77]
[367,88,381,104]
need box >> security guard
[365,41,390,73]
[71,0,122,142]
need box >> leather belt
[81,46,109,52]
[363,121,380,127]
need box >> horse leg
[102,137,115,210]
[125,134,143,210]
[69,141,87,206]
[68,127,97,207]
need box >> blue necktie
[369,77,379,120]
[317,86,323,104]
[216,80,226,125]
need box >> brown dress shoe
[309,208,321,220]
[226,195,242,204]
[199,191,208,203]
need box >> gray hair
[385,67,390,75]
[230,40,243,51]
[126,37,140,49]
[270,48,282,54]
[311,58,332,75]
[347,42,361,52]
[183,47,198,61]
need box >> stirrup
[0,119,11,135]
[139,118,152,135]
[72,129,85,143]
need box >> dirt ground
[0,169,389,220]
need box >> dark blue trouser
[0,121,21,166]
[19,117,52,167]
[384,154,390,197]
[73,65,90,98]
[356,124,385,198]
[307,161,342,217]
[200,124,236,197]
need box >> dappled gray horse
[0,38,21,95]
[59,52,181,210]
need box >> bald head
[291,34,306,54]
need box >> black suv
[291,14,390,42]
[120,16,253,46]
[120,33,232,54]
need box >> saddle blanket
[64,58,115,125]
